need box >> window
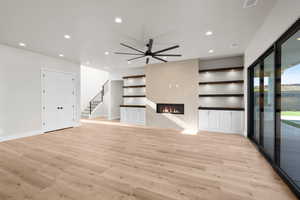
[253,64,261,143]
[280,29,300,188]
[263,52,275,159]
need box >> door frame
[41,68,77,132]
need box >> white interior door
[42,70,75,132]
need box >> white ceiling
[0,0,276,70]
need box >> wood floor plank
[0,119,297,200]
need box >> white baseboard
[199,128,243,135]
[0,130,44,143]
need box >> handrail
[89,80,109,115]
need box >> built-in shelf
[123,95,146,98]
[120,105,146,108]
[123,85,146,88]
[123,75,146,79]
[198,80,244,85]
[198,94,244,97]
[198,107,244,111]
[198,66,244,73]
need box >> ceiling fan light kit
[115,39,182,64]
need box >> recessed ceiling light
[230,43,239,48]
[115,17,122,23]
[205,31,213,36]
[297,37,300,41]
[104,51,109,55]
[59,54,64,57]
[208,49,214,53]
[243,0,258,8]
[19,42,26,47]
[127,61,131,64]
[163,57,167,59]
[64,34,71,39]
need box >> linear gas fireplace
[156,103,184,114]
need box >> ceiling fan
[115,39,182,64]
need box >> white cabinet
[198,110,244,134]
[120,107,145,125]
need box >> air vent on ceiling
[243,0,258,8]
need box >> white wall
[0,44,80,140]
[80,66,109,110]
[108,80,123,120]
[244,0,300,136]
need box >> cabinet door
[199,110,209,130]
[219,111,232,132]
[135,108,141,124]
[120,107,126,123]
[139,108,146,125]
[231,111,243,133]
[208,110,220,130]
[128,108,135,123]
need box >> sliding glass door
[248,19,300,197]
[263,52,275,160]
[253,64,261,143]
[279,29,300,188]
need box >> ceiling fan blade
[128,55,146,61]
[153,45,180,55]
[120,43,144,54]
[115,52,144,55]
[153,56,168,63]
[148,39,154,52]
[155,54,182,57]
[146,57,150,64]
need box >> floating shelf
[198,94,244,97]
[198,107,244,111]
[120,105,146,108]
[123,95,146,98]
[198,80,244,85]
[123,85,146,88]
[198,66,244,73]
[123,75,146,79]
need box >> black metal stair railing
[89,80,109,115]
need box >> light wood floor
[0,119,297,200]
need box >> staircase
[81,81,109,119]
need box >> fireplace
[156,104,184,114]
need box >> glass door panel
[280,29,300,187]
[263,52,275,159]
[253,64,261,143]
